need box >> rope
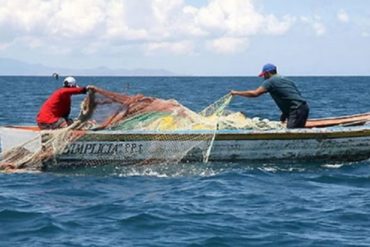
[203,93,233,163]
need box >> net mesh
[0,88,283,172]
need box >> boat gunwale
[4,125,370,141]
[77,127,370,141]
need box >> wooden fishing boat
[1,112,370,169]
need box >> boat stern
[0,126,42,157]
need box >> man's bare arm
[230,86,267,98]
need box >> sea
[1,76,370,246]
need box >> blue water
[1,76,370,246]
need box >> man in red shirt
[36,76,89,130]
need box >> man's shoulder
[269,75,284,81]
[55,87,69,93]
[263,75,281,85]
[261,77,273,90]
[48,88,64,96]
[269,75,294,85]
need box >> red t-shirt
[36,87,86,124]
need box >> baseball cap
[63,76,78,87]
[258,63,277,77]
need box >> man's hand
[230,90,239,96]
[230,87,267,98]
[86,85,97,92]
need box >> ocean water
[1,76,370,246]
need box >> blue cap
[258,63,277,77]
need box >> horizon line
[0,74,369,77]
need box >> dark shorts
[287,103,309,129]
[37,118,69,130]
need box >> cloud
[188,0,295,37]
[301,16,326,36]
[0,0,295,56]
[337,9,349,23]
[146,41,194,55]
[263,15,296,35]
[0,42,10,51]
[208,37,248,54]
[48,0,106,37]
[312,22,326,36]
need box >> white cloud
[0,0,295,55]
[301,16,326,36]
[189,0,295,37]
[0,42,10,51]
[146,41,194,55]
[313,22,326,36]
[263,15,296,35]
[0,0,51,32]
[208,37,248,54]
[152,0,184,25]
[48,0,106,37]
[17,36,43,49]
[337,9,349,23]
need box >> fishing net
[81,89,281,131]
[0,88,283,172]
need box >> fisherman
[36,76,91,130]
[230,64,309,128]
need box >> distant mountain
[0,57,176,76]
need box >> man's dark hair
[269,69,277,74]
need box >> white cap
[63,76,78,87]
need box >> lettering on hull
[62,142,143,158]
[54,137,370,162]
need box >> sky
[0,0,369,75]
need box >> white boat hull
[2,126,370,169]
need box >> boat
[2,112,370,170]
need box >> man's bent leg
[38,118,68,130]
[287,103,309,129]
